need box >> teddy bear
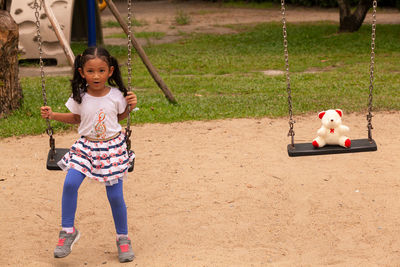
[312,109,351,148]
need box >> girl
[41,47,137,263]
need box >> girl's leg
[54,169,84,258]
[106,180,134,263]
[61,169,86,228]
[106,180,128,235]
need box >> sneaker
[116,236,135,262]
[54,228,80,258]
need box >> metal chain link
[281,0,295,147]
[125,0,133,151]
[34,0,55,155]
[367,0,377,141]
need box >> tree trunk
[0,10,21,118]
[338,0,372,32]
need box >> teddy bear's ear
[318,111,326,119]
[335,109,343,117]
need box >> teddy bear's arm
[317,127,327,136]
[339,125,350,133]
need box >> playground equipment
[10,0,74,66]
[10,0,105,66]
[281,0,378,157]
[98,0,107,11]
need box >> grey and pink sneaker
[116,236,135,262]
[54,228,80,258]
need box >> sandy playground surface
[3,1,400,266]
[1,112,400,266]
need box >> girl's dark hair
[71,46,127,103]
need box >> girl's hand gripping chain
[125,92,137,112]
[41,106,54,120]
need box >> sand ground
[1,112,400,266]
[3,1,400,266]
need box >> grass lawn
[1,22,399,137]
[105,31,166,40]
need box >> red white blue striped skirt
[57,132,135,186]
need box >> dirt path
[4,1,400,266]
[1,111,400,266]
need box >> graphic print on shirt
[93,109,107,139]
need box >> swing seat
[287,138,377,157]
[46,148,135,172]
[46,148,70,170]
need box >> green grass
[102,20,121,28]
[105,31,166,39]
[175,9,191,25]
[1,22,399,137]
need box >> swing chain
[34,0,56,156]
[125,126,132,153]
[127,0,132,94]
[125,0,133,151]
[367,0,377,142]
[281,0,295,147]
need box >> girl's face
[79,57,114,96]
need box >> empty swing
[34,0,135,170]
[280,0,378,157]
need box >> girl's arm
[40,106,81,124]
[118,92,137,121]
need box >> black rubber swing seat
[287,138,377,157]
[46,148,135,172]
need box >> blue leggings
[61,169,128,235]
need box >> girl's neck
[86,86,111,97]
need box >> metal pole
[87,0,96,46]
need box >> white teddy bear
[312,109,351,148]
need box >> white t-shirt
[66,87,127,139]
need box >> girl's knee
[107,193,126,208]
[63,179,80,193]
[63,169,85,193]
[106,182,125,206]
